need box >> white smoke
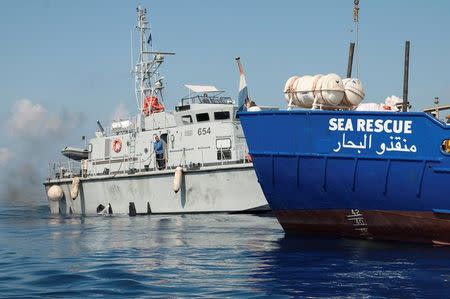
[7,99,84,138]
[112,102,130,121]
[0,148,12,166]
[1,99,86,206]
[7,99,58,137]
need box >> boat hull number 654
[197,127,211,135]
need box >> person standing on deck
[153,135,165,170]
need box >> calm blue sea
[0,203,449,298]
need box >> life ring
[112,138,122,153]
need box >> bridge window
[214,111,230,120]
[217,149,232,160]
[196,113,210,122]
[181,115,192,124]
[216,138,232,160]
[216,138,231,149]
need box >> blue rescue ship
[238,36,450,244]
[240,109,450,244]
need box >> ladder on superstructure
[128,131,137,172]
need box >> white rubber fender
[47,185,64,201]
[173,166,183,193]
[70,177,80,199]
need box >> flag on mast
[147,32,152,46]
[236,57,249,111]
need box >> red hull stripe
[275,210,450,244]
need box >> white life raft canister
[284,73,346,108]
[342,78,365,106]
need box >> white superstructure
[43,6,267,215]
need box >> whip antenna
[353,0,360,78]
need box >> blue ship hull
[240,110,450,244]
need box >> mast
[135,6,149,112]
[402,41,410,112]
[346,42,355,78]
[133,6,174,113]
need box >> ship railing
[81,145,252,178]
[47,160,81,180]
[96,115,139,137]
[165,145,251,169]
[179,94,234,106]
[86,153,145,176]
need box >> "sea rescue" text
[328,118,412,134]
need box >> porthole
[441,139,450,154]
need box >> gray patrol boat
[44,6,268,215]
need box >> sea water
[0,203,449,298]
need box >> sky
[0,0,449,203]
